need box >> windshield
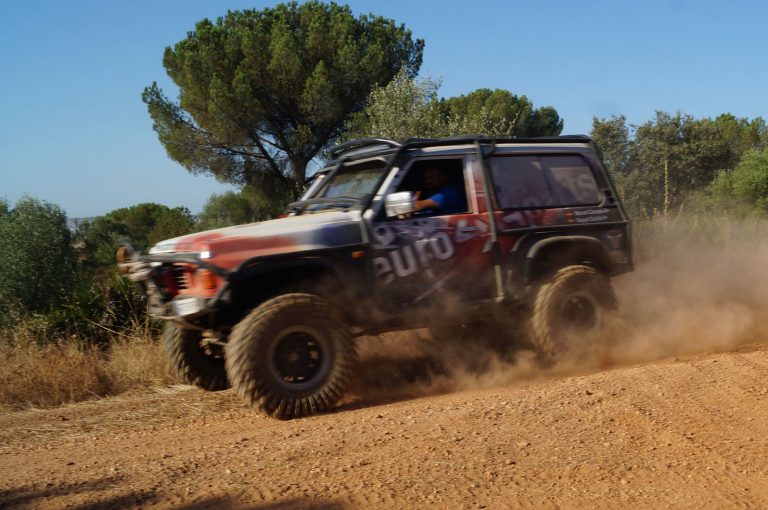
[288,159,388,213]
[317,159,388,200]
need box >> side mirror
[384,191,415,218]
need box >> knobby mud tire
[530,265,617,365]
[225,293,357,420]
[163,323,229,391]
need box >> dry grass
[0,325,177,412]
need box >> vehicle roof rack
[393,134,592,152]
[401,137,438,145]
[328,138,401,159]
[327,134,592,162]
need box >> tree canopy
[143,1,424,198]
[592,112,768,217]
[344,71,563,141]
[343,71,445,140]
[443,88,563,138]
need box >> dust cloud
[609,222,768,364]
[347,219,768,405]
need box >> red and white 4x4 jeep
[119,136,633,419]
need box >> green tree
[591,115,629,176]
[0,197,77,316]
[74,203,194,339]
[143,1,424,199]
[711,148,768,213]
[196,189,284,231]
[712,114,768,168]
[344,70,446,141]
[444,88,562,137]
[635,112,731,199]
[80,203,194,271]
[592,112,766,218]
[345,71,563,141]
[105,203,194,250]
[147,206,197,248]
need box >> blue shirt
[426,186,466,214]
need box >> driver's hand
[412,191,421,212]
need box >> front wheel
[163,323,229,391]
[530,265,617,365]
[225,293,357,420]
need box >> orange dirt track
[2,341,768,509]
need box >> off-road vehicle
[119,135,633,419]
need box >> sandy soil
[2,340,768,510]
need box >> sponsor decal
[372,217,489,284]
[570,208,610,224]
[501,209,565,228]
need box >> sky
[1,0,766,218]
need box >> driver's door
[365,156,495,308]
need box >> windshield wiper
[288,196,360,214]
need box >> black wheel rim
[199,332,225,363]
[272,329,327,388]
[560,292,598,331]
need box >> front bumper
[119,250,229,321]
[141,279,215,322]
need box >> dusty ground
[2,340,768,510]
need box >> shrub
[710,148,768,214]
[0,197,76,322]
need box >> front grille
[172,266,188,290]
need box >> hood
[150,210,363,270]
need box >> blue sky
[1,0,766,218]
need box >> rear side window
[489,155,601,209]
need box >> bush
[710,148,768,214]
[0,197,77,321]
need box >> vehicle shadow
[174,497,346,510]
[342,352,446,410]
[0,476,150,510]
[337,331,541,414]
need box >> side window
[490,155,601,209]
[394,158,469,216]
[545,156,602,205]
[491,156,554,208]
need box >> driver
[412,166,465,214]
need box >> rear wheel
[163,323,229,391]
[530,265,617,365]
[225,293,357,420]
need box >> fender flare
[522,235,611,283]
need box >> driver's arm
[413,191,439,212]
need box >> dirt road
[2,339,768,509]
